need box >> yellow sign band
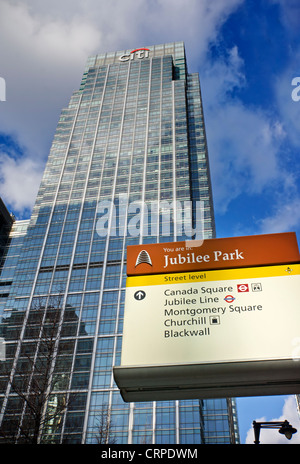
[126,263,300,287]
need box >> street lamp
[253,420,297,444]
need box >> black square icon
[210,316,220,325]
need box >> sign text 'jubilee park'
[114,232,300,402]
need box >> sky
[0,0,300,444]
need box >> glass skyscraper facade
[0,42,239,444]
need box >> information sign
[114,263,300,401]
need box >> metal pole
[253,421,261,444]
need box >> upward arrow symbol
[134,290,146,301]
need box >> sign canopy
[114,233,300,402]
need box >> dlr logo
[0,77,6,101]
[291,77,300,102]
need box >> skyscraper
[0,42,239,444]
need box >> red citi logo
[237,284,249,292]
[119,48,150,62]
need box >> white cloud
[1,0,298,229]
[199,41,300,240]
[0,151,43,215]
[245,396,300,444]
[274,56,300,149]
[201,47,287,214]
[0,0,243,216]
[1,0,298,235]
[259,191,300,235]
[0,1,101,151]
[271,0,300,35]
[4,0,243,62]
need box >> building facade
[0,42,239,443]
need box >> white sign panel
[114,264,300,401]
[121,264,300,366]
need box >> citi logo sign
[119,48,150,62]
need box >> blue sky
[0,0,300,444]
